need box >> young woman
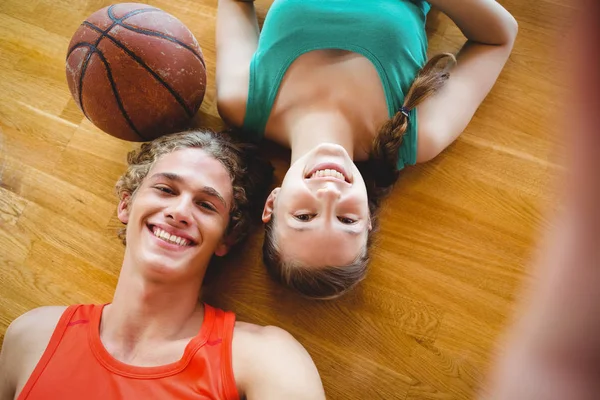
[216,0,518,299]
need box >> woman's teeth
[310,169,346,181]
[152,227,190,246]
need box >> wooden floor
[0,1,576,399]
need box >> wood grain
[0,0,573,398]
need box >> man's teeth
[152,227,189,246]
[310,169,346,181]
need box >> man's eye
[294,214,315,222]
[197,201,216,212]
[155,186,174,194]
[338,216,357,225]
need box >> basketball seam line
[112,24,206,68]
[107,5,206,68]
[69,42,145,139]
[94,49,147,140]
[82,21,196,118]
[72,44,94,121]
[66,7,161,59]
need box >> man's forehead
[155,148,219,168]
[154,150,228,177]
[149,151,233,197]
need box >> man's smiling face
[118,147,233,282]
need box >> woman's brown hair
[370,53,457,187]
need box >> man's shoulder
[11,306,67,324]
[232,321,304,356]
[231,322,325,399]
[1,306,67,398]
[7,306,67,342]
[4,306,67,365]
[233,321,295,341]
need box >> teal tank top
[243,0,430,170]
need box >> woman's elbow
[505,14,519,45]
[416,125,447,164]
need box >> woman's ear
[117,192,131,224]
[261,188,280,223]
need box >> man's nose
[165,196,193,225]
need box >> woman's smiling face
[263,143,371,267]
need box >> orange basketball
[65,3,206,141]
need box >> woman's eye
[294,214,315,222]
[338,216,357,225]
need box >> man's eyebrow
[151,172,181,182]
[150,172,227,209]
[200,186,227,209]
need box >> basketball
[65,3,206,141]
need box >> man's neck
[101,259,205,355]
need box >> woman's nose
[316,182,342,201]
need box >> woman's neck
[288,110,357,163]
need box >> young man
[0,130,326,400]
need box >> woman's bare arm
[416,0,518,162]
[215,0,260,127]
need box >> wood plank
[0,0,577,398]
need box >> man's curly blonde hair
[114,129,273,246]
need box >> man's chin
[139,259,194,282]
[139,251,210,279]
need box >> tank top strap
[202,304,239,400]
[205,305,231,339]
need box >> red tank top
[17,303,240,400]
